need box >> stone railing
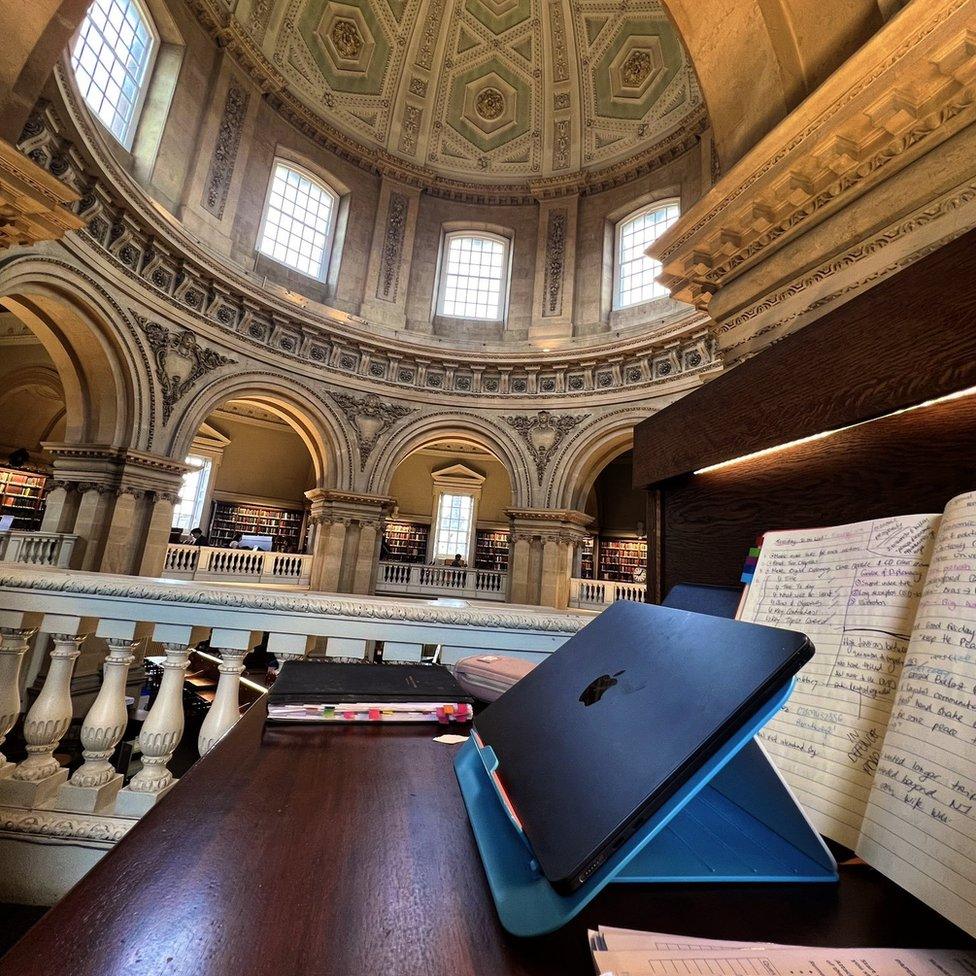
[376,561,507,602]
[163,544,313,588]
[0,566,585,902]
[568,577,646,610]
[0,531,78,568]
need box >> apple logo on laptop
[579,670,626,706]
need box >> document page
[858,491,976,938]
[591,946,976,976]
[738,515,939,847]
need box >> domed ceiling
[244,0,705,187]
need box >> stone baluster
[0,627,35,779]
[197,651,244,755]
[0,632,86,806]
[116,640,190,816]
[58,637,136,813]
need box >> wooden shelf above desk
[0,702,969,976]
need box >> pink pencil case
[453,655,537,703]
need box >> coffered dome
[246,0,705,189]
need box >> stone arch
[166,372,352,492]
[0,364,66,458]
[549,412,654,512]
[0,259,147,450]
[367,413,532,508]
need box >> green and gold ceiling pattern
[259,0,702,184]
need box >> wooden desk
[2,702,970,975]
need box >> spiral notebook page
[738,515,940,848]
[858,491,976,938]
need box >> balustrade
[163,544,312,587]
[568,577,646,609]
[376,562,507,602]
[0,531,78,568]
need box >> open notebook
[739,491,976,938]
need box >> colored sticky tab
[368,709,381,721]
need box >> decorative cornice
[0,566,588,634]
[651,0,976,310]
[18,93,720,403]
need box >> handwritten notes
[739,515,939,848]
[859,492,976,938]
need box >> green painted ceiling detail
[267,0,703,184]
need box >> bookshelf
[0,468,47,530]
[383,521,429,563]
[209,500,305,552]
[579,537,595,579]
[598,537,647,583]
[475,528,509,571]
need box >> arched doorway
[378,434,515,601]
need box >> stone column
[99,488,146,575]
[72,484,117,571]
[139,491,179,578]
[39,480,80,535]
[352,518,383,595]
[506,509,593,609]
[507,533,533,605]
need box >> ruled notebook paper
[738,515,939,848]
[858,491,976,938]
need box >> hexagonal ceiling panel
[260,0,703,185]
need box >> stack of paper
[588,927,976,975]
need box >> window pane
[173,455,212,533]
[615,203,679,309]
[433,493,474,560]
[258,162,337,279]
[439,235,507,320]
[70,0,155,147]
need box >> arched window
[436,232,511,321]
[257,160,340,281]
[70,0,158,149]
[613,202,680,310]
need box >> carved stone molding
[19,95,720,401]
[652,0,976,340]
[329,392,415,469]
[0,806,134,846]
[0,135,83,248]
[542,208,567,317]
[136,316,235,423]
[202,81,250,219]
[0,566,587,634]
[377,192,408,302]
[504,411,586,484]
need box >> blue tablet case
[454,677,837,937]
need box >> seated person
[450,553,467,568]
[227,532,244,549]
[189,527,210,547]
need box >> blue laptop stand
[454,678,837,937]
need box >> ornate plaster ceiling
[245,0,704,186]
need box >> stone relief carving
[549,1,569,83]
[202,82,250,219]
[331,20,364,58]
[136,316,234,423]
[552,118,570,171]
[505,410,586,484]
[543,209,567,316]
[330,391,415,469]
[378,192,408,301]
[475,88,505,121]
[398,104,423,155]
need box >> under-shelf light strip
[693,384,976,475]
[194,649,270,695]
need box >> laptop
[472,600,813,894]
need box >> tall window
[432,493,475,561]
[173,455,212,533]
[436,232,510,321]
[614,202,680,310]
[70,0,158,149]
[258,161,339,280]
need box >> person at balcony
[190,527,210,547]
[227,532,244,549]
[450,554,466,568]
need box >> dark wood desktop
[1,701,970,976]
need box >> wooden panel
[634,227,976,487]
[0,700,971,975]
[660,392,976,594]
